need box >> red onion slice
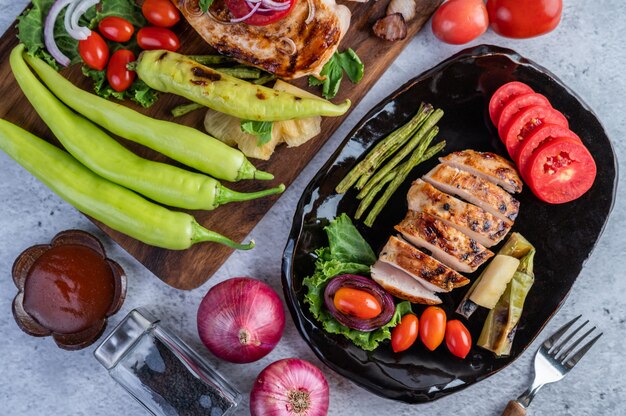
[69,0,99,40]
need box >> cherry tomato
[226,0,296,26]
[107,50,136,92]
[78,32,109,71]
[497,93,551,140]
[142,0,181,27]
[526,137,596,204]
[431,0,489,45]
[503,105,568,160]
[98,16,134,42]
[137,27,180,51]
[419,306,446,351]
[488,81,534,126]
[487,0,562,39]
[333,288,382,320]
[445,320,472,359]
[516,124,581,177]
[391,314,419,353]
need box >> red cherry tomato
[78,32,109,71]
[488,81,534,126]
[419,306,446,351]
[516,124,581,177]
[333,287,382,320]
[225,0,296,26]
[137,27,180,51]
[497,93,551,140]
[525,137,596,204]
[98,16,134,42]
[503,105,569,160]
[107,50,136,92]
[445,320,472,359]
[391,314,419,353]
[142,0,181,27]
[431,0,489,45]
[487,0,562,38]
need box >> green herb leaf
[337,48,364,83]
[199,0,214,13]
[307,48,364,99]
[241,120,273,146]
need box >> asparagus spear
[171,102,204,117]
[188,55,235,65]
[357,109,444,199]
[253,74,276,85]
[355,166,399,219]
[220,66,262,79]
[364,133,443,227]
[335,103,432,194]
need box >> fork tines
[542,315,603,369]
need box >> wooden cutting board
[0,0,441,290]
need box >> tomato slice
[516,124,581,177]
[503,105,568,160]
[497,93,551,141]
[525,137,596,204]
[488,81,534,126]
[225,0,296,26]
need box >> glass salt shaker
[94,308,241,416]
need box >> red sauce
[23,244,115,334]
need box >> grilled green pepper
[23,50,270,182]
[135,50,351,121]
[11,45,284,211]
[0,119,253,250]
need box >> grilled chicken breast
[407,179,511,247]
[440,150,523,193]
[423,164,520,223]
[371,261,441,305]
[175,0,351,79]
[395,211,493,273]
[379,236,469,292]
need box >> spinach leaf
[308,48,364,99]
[240,120,274,146]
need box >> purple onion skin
[197,277,285,363]
[250,358,329,416]
[324,274,395,331]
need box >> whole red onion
[250,358,330,416]
[197,277,285,363]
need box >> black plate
[281,45,617,403]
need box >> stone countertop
[1,2,625,415]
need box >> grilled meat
[407,179,511,247]
[373,13,407,41]
[423,164,520,223]
[378,236,469,292]
[174,0,351,79]
[439,149,523,193]
[371,261,441,305]
[395,211,493,273]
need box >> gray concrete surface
[1,1,625,415]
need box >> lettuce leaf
[302,215,412,351]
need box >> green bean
[0,119,253,250]
[357,109,444,199]
[219,66,262,79]
[188,55,235,65]
[171,102,204,117]
[11,46,284,211]
[135,50,351,121]
[23,50,271,182]
[253,74,276,85]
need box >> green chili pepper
[11,45,284,211]
[0,119,253,250]
[23,50,271,183]
[134,50,352,122]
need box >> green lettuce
[302,214,412,351]
[16,0,156,107]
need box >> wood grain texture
[0,0,442,290]
[502,400,527,416]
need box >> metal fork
[501,315,603,416]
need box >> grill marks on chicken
[175,0,351,79]
[371,261,442,305]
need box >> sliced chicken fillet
[379,236,469,292]
[439,149,523,193]
[407,179,511,247]
[395,211,494,273]
[175,0,351,79]
[371,261,441,305]
[423,164,520,223]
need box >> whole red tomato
[107,50,136,92]
[78,32,109,71]
[445,320,472,359]
[419,306,446,351]
[431,0,489,45]
[98,16,134,43]
[487,0,562,38]
[391,314,419,353]
[137,27,180,51]
[142,0,181,27]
